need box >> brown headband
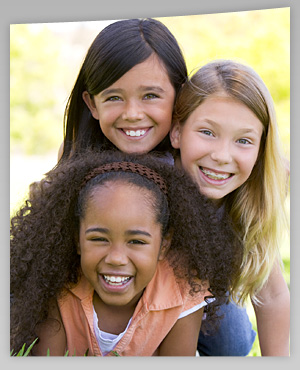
[81,161,168,195]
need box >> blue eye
[200,129,214,136]
[237,138,251,145]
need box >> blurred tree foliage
[10,24,67,155]
[10,8,290,157]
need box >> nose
[210,140,233,164]
[122,99,144,121]
[105,244,128,266]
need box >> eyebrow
[100,86,166,98]
[125,230,152,238]
[100,88,123,98]
[85,227,109,234]
[140,86,165,94]
[205,119,261,136]
[238,128,261,135]
[85,227,152,237]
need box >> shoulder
[58,275,94,317]
[145,259,209,311]
[32,299,67,356]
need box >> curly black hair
[10,149,243,353]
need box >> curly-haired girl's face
[78,181,169,311]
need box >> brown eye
[143,93,159,100]
[90,237,108,242]
[129,239,147,245]
[106,96,122,102]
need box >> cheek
[163,101,175,119]
[135,237,163,273]
[181,133,206,160]
[79,249,101,277]
[150,107,172,130]
[239,153,259,180]
[159,119,172,137]
[78,238,101,267]
[136,256,160,285]
[98,111,113,128]
[98,106,121,128]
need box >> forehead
[112,54,173,86]
[86,180,156,213]
[190,95,263,131]
[80,181,163,234]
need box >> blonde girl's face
[78,182,168,309]
[83,54,176,154]
[171,95,263,201]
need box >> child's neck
[93,292,141,335]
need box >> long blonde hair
[173,60,289,304]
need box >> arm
[252,261,290,356]
[32,300,67,356]
[57,141,64,162]
[157,307,204,356]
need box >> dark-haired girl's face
[82,54,175,154]
[78,182,169,310]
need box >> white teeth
[103,275,131,285]
[201,168,231,180]
[125,129,146,137]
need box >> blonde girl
[170,59,290,356]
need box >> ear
[82,91,100,120]
[74,234,81,256]
[170,121,181,149]
[158,231,172,261]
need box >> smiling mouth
[200,167,233,181]
[103,275,132,286]
[122,128,149,137]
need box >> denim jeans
[197,300,256,356]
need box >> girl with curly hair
[170,59,290,356]
[10,150,242,356]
